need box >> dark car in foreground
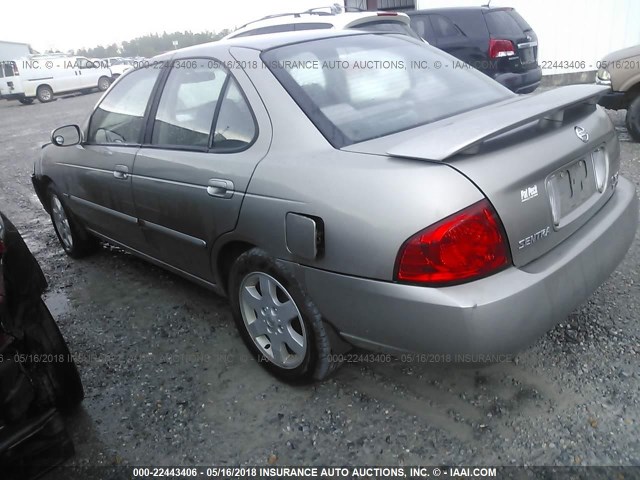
[0,213,84,479]
[32,30,637,382]
[408,6,542,93]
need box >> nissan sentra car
[32,30,638,381]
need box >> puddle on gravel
[44,290,71,317]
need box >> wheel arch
[36,83,53,94]
[214,240,256,295]
[623,81,640,106]
[33,175,54,213]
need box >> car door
[132,58,270,282]
[61,66,161,250]
[75,57,100,89]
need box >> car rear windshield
[484,9,531,36]
[262,34,511,147]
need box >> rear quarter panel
[222,47,484,281]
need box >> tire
[22,298,84,410]
[36,85,54,103]
[48,184,98,258]
[18,98,34,105]
[625,95,640,142]
[228,248,343,382]
[97,76,111,92]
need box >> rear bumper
[0,92,26,101]
[293,177,638,354]
[493,66,542,94]
[597,91,627,110]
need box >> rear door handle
[207,179,234,199]
[113,165,129,180]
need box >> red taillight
[377,11,398,16]
[395,200,511,286]
[489,38,515,59]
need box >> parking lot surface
[0,92,639,468]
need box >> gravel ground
[0,91,638,471]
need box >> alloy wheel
[51,195,73,251]
[239,272,307,369]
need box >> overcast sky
[6,0,329,52]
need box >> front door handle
[113,165,129,180]
[207,179,234,199]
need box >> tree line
[67,30,231,59]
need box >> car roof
[157,29,375,61]
[225,11,410,39]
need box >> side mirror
[52,125,82,147]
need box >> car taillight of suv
[408,6,542,94]
[489,38,515,58]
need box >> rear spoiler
[387,84,610,161]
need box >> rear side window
[429,14,463,38]
[294,23,333,31]
[151,60,256,151]
[484,10,529,36]
[443,11,489,38]
[1,61,17,78]
[152,61,227,148]
[410,15,436,43]
[88,67,160,144]
[213,79,257,150]
[233,24,295,38]
[352,21,421,40]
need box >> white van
[0,61,26,103]
[0,56,112,104]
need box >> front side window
[152,61,227,148]
[263,34,511,147]
[76,57,94,69]
[88,67,160,144]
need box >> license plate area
[546,157,597,227]
[519,47,535,65]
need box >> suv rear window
[263,35,511,147]
[484,9,530,36]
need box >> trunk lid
[343,85,619,267]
